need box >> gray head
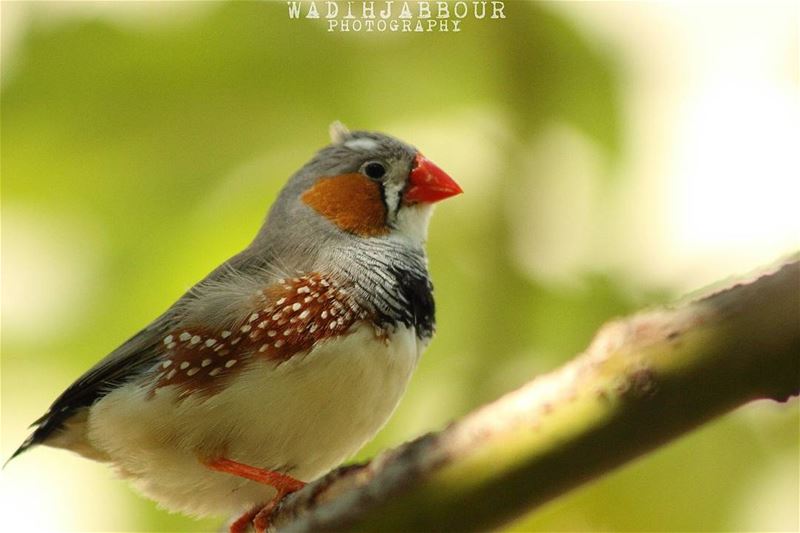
[253,122,462,266]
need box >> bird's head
[259,122,462,256]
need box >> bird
[9,122,462,533]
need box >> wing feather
[8,250,282,463]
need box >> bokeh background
[2,1,798,532]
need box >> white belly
[86,324,422,517]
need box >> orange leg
[204,457,306,533]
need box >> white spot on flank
[166,369,177,379]
[321,311,328,319]
[276,297,286,305]
[240,325,252,333]
[201,359,212,367]
[190,335,201,344]
[274,339,285,348]
[248,313,259,323]
[179,361,190,369]
[231,337,241,345]
[329,321,337,329]
[304,296,313,303]
[167,342,177,349]
[225,359,237,368]
[258,321,268,329]
[309,323,318,333]
[209,367,222,376]
[267,330,277,337]
[163,335,173,344]
[292,303,302,312]
[283,328,293,336]
[272,313,282,321]
[187,367,200,376]
[205,338,216,347]
[221,331,231,338]
[179,332,191,342]
[297,286,310,294]
[161,360,172,368]
[259,344,269,352]
[299,310,310,320]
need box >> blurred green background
[2,1,798,532]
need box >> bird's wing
[146,272,366,400]
[9,248,366,462]
[9,251,280,462]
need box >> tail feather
[5,409,56,469]
[4,433,37,469]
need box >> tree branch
[267,257,800,532]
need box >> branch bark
[267,256,800,532]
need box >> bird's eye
[362,161,387,180]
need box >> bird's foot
[251,491,286,533]
[228,487,301,533]
[204,457,305,533]
[229,506,260,533]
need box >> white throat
[393,203,434,248]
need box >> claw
[252,498,280,533]
[229,506,260,533]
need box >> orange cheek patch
[301,173,389,237]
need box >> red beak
[405,154,463,204]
